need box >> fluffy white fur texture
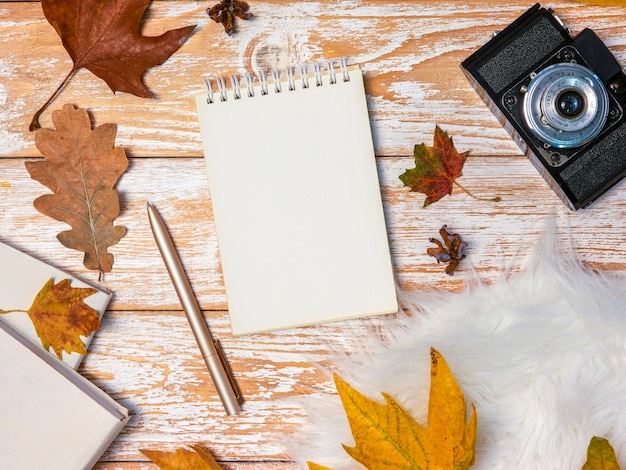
[284,219,626,469]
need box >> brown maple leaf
[0,277,100,359]
[428,225,468,275]
[207,0,253,36]
[30,0,196,131]
[400,125,500,206]
[26,104,128,276]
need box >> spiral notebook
[195,60,397,336]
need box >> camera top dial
[522,63,609,148]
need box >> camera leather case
[461,3,626,209]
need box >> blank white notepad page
[196,64,397,335]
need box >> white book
[0,317,128,469]
[196,61,398,335]
[0,240,111,369]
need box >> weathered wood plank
[5,1,626,467]
[4,156,626,302]
[3,156,626,311]
[95,463,300,470]
[83,309,387,462]
[2,1,626,157]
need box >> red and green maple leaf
[30,0,196,130]
[400,126,468,206]
[400,126,499,206]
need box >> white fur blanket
[285,221,626,469]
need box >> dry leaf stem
[29,67,78,131]
[454,181,501,203]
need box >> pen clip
[214,339,244,405]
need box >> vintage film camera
[461,4,626,209]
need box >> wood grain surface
[3,0,626,467]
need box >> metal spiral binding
[204,58,350,103]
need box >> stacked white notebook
[0,241,128,468]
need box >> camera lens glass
[522,63,609,148]
[556,89,584,118]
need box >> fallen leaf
[428,224,468,275]
[26,104,128,276]
[310,348,476,469]
[141,445,222,470]
[207,0,253,36]
[0,277,99,359]
[400,126,468,206]
[572,0,626,4]
[582,436,622,470]
[307,463,333,470]
[30,0,196,130]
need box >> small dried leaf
[141,445,222,470]
[428,224,468,275]
[400,126,468,206]
[207,0,253,35]
[582,436,622,470]
[26,104,128,275]
[4,277,100,359]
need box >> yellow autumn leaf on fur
[571,0,626,5]
[317,348,476,469]
[582,436,622,470]
[307,463,332,470]
[141,445,222,469]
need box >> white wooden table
[3,1,626,467]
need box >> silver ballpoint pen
[147,202,242,415]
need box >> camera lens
[522,63,609,148]
[556,90,584,118]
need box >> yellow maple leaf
[141,444,222,470]
[582,436,622,470]
[0,277,99,358]
[571,0,626,5]
[307,463,333,470]
[311,347,476,469]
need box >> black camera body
[461,4,626,209]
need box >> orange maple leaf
[0,277,100,359]
[30,0,196,130]
[26,104,128,276]
[141,445,222,469]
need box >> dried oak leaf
[141,445,222,470]
[583,436,622,470]
[400,125,468,206]
[0,277,100,359]
[428,224,468,276]
[26,104,128,276]
[308,348,477,469]
[207,0,253,36]
[30,0,196,130]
